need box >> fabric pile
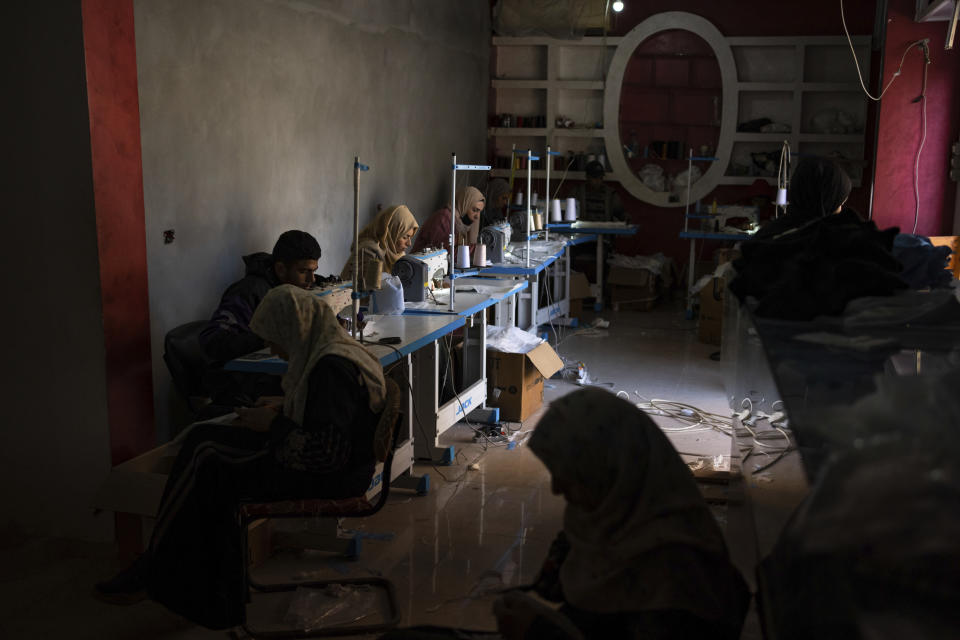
[892,234,954,289]
[729,210,907,320]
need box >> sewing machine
[392,248,448,302]
[508,208,539,241]
[478,222,512,264]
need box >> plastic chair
[238,378,404,638]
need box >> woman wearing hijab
[95,285,387,630]
[412,186,485,255]
[494,388,749,640]
[480,178,512,229]
[755,156,853,240]
[341,204,419,289]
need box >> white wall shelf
[553,128,606,138]
[490,23,872,204]
[491,79,550,89]
[488,127,548,137]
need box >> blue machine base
[440,446,456,466]
[593,302,603,312]
[416,474,431,496]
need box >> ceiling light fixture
[612,1,625,12]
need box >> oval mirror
[603,12,735,207]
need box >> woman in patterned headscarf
[96,286,386,630]
[341,204,420,287]
[411,186,485,255]
[494,388,749,640]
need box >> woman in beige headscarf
[341,204,419,288]
[493,388,749,640]
[96,285,387,629]
[411,186,485,255]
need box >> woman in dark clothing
[755,156,853,240]
[96,285,386,630]
[494,388,750,640]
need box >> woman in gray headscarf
[494,388,749,640]
[96,286,387,630]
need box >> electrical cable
[551,156,577,201]
[630,392,793,471]
[841,0,927,102]
[913,43,930,234]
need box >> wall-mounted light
[612,1,625,12]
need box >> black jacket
[199,252,279,363]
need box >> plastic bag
[284,584,378,631]
[370,273,404,315]
[638,164,665,192]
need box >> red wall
[872,0,960,236]
[81,0,155,464]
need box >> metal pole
[545,145,551,242]
[526,149,532,268]
[352,156,360,339]
[450,152,457,313]
[684,148,692,233]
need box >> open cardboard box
[93,436,272,565]
[486,341,564,422]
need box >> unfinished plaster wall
[135,0,491,437]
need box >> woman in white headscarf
[411,186,485,255]
[96,285,387,630]
[494,387,749,640]
[341,204,420,289]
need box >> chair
[163,320,215,416]
[238,377,404,638]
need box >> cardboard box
[567,271,592,320]
[608,266,659,311]
[486,342,564,422]
[713,248,741,266]
[698,276,726,345]
[93,440,272,565]
[569,271,592,299]
[929,236,959,279]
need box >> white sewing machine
[311,280,353,316]
[479,222,512,264]
[392,248,448,302]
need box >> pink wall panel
[872,0,960,235]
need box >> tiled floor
[0,304,771,639]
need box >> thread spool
[531,192,539,206]
[473,243,487,267]
[514,191,523,206]
[551,198,562,222]
[456,245,471,269]
[775,188,788,206]
[533,212,543,230]
[564,197,577,221]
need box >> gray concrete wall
[3,3,113,541]
[134,0,491,438]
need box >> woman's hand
[234,406,279,432]
[493,592,540,640]
[255,395,284,411]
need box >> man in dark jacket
[200,230,322,363]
